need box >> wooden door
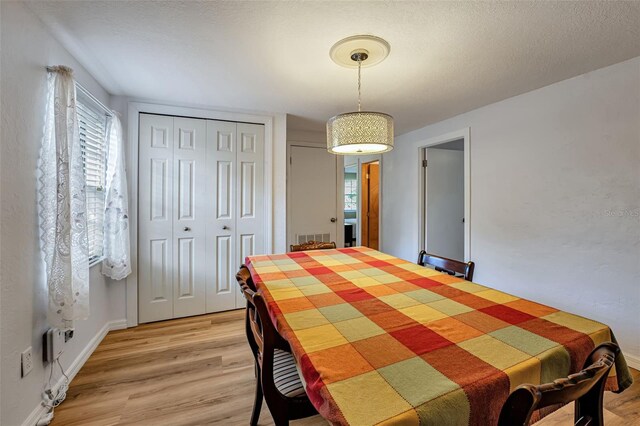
[289,145,338,248]
[361,161,380,250]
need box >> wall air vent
[297,233,331,244]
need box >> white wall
[383,57,640,360]
[287,128,326,146]
[272,113,288,253]
[0,3,126,425]
[426,148,465,261]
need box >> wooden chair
[290,240,337,252]
[498,342,620,426]
[417,250,475,281]
[237,266,259,365]
[235,266,317,426]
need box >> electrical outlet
[21,347,33,377]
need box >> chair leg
[270,410,290,426]
[250,364,263,426]
[575,375,607,426]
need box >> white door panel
[235,123,265,307]
[215,235,233,291]
[139,114,174,322]
[289,145,338,248]
[172,117,207,318]
[206,120,237,313]
[149,239,170,300]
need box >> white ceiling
[27,1,640,134]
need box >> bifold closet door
[139,114,173,323]
[206,120,237,312]
[172,117,207,318]
[205,121,265,312]
[235,123,265,307]
[139,114,266,322]
[138,114,207,323]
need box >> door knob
[183,227,191,231]
[330,218,337,223]
[222,225,230,230]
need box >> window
[344,168,358,211]
[76,87,109,265]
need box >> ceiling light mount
[327,35,394,155]
[350,50,369,63]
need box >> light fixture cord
[357,57,362,112]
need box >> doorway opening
[344,164,358,247]
[362,161,380,250]
[419,129,470,262]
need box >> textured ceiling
[27,1,640,134]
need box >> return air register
[297,233,331,244]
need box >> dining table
[244,247,633,426]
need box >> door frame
[286,141,344,249]
[361,160,381,249]
[344,154,383,249]
[417,128,471,261]
[126,101,275,327]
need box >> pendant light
[327,35,394,155]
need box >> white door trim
[127,101,275,327]
[286,141,344,249]
[417,128,471,262]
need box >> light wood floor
[51,310,640,426]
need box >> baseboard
[109,318,128,331]
[626,352,640,371]
[22,404,49,426]
[65,318,127,379]
[22,318,128,426]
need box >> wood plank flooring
[51,310,640,425]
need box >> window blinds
[77,90,109,264]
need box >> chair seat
[273,349,306,398]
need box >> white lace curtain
[102,114,131,280]
[39,66,90,328]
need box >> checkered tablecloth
[245,247,632,426]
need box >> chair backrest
[236,265,318,425]
[417,250,475,281]
[498,342,619,426]
[236,266,261,361]
[235,265,291,393]
[290,240,337,252]
[236,264,257,291]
